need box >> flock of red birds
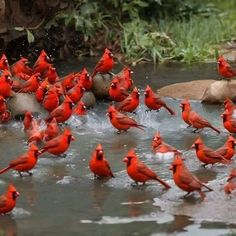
[0,48,235,215]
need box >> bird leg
[193,128,200,133]
[27,171,33,176]
[18,171,23,177]
[116,130,121,134]
[145,109,151,113]
[132,111,137,115]
[183,192,191,198]
[202,164,208,168]
[186,124,192,128]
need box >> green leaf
[26,29,35,44]
[14,27,24,31]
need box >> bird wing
[203,147,224,160]
[115,114,137,126]
[94,58,104,72]
[116,97,132,110]
[0,195,7,208]
[49,106,64,119]
[191,111,210,126]
[179,168,201,189]
[43,137,60,150]
[104,159,114,177]
[9,155,28,167]
[137,162,157,179]
[215,146,228,156]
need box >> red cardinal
[170,153,212,199]
[74,101,87,116]
[180,98,192,127]
[76,68,93,91]
[191,137,230,167]
[0,110,11,123]
[152,131,178,153]
[115,87,139,113]
[61,72,76,91]
[11,57,32,76]
[0,54,9,71]
[144,85,175,115]
[26,120,44,144]
[109,78,129,102]
[33,50,51,74]
[0,70,13,98]
[123,149,170,188]
[107,105,145,133]
[89,144,114,178]
[39,128,75,156]
[224,98,236,115]
[42,86,59,112]
[18,73,41,93]
[35,79,50,103]
[43,118,60,141]
[23,111,33,130]
[0,184,19,214]
[188,109,220,134]
[221,110,236,133]
[91,48,114,78]
[215,135,235,160]
[116,67,133,90]
[66,82,85,103]
[46,95,73,123]
[224,168,236,194]
[42,65,59,84]
[217,55,236,80]
[0,144,39,176]
[0,96,7,114]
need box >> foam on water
[12,208,31,219]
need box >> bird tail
[91,71,97,78]
[201,182,213,192]
[209,125,220,134]
[155,176,171,189]
[164,105,175,115]
[136,124,146,131]
[0,166,11,175]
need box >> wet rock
[202,80,236,104]
[81,91,96,108]
[158,80,215,100]
[92,73,112,99]
[7,93,47,118]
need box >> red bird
[26,119,43,144]
[180,98,192,127]
[42,86,59,112]
[170,153,212,200]
[66,83,85,103]
[0,144,39,176]
[215,135,235,160]
[39,128,75,156]
[0,184,19,214]
[11,57,32,76]
[224,168,236,194]
[188,109,220,134]
[144,85,175,115]
[89,144,114,178]
[76,68,93,91]
[91,48,114,78]
[35,79,50,103]
[74,101,87,116]
[0,70,13,98]
[224,98,236,115]
[115,87,139,113]
[18,73,41,93]
[109,78,129,102]
[191,137,230,167]
[107,105,145,133]
[217,55,236,80]
[46,95,73,123]
[33,50,51,74]
[123,149,170,188]
[43,118,60,141]
[221,110,236,133]
[0,54,9,71]
[61,72,76,91]
[116,67,133,90]
[152,131,178,154]
[42,65,59,84]
[23,111,33,130]
[0,96,10,123]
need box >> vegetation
[9,0,236,63]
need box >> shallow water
[0,61,235,235]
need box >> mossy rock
[92,73,113,99]
[81,91,96,108]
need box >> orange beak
[123,157,128,163]
[191,144,195,149]
[169,165,173,170]
[71,135,75,141]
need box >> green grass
[120,12,236,64]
